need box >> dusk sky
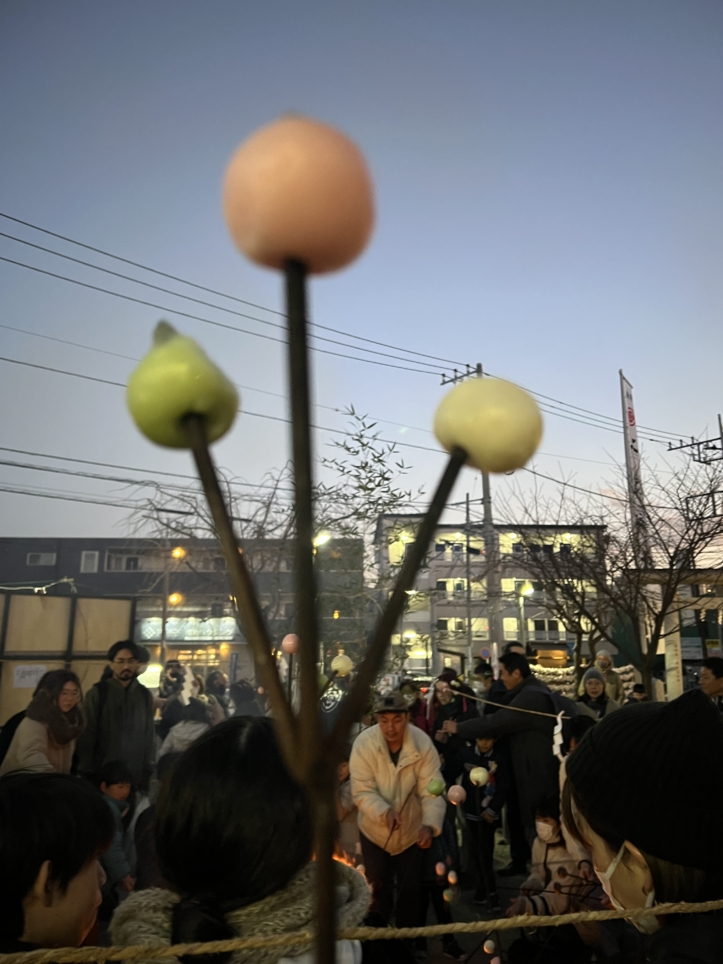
[1,2,722,538]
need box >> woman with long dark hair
[111,716,369,964]
[0,669,85,776]
[562,688,723,962]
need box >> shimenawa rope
[2,899,722,964]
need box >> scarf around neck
[111,860,370,964]
[25,689,85,745]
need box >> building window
[454,580,465,593]
[559,544,571,556]
[437,618,449,632]
[435,542,446,554]
[106,553,139,571]
[452,543,464,556]
[512,543,523,555]
[80,551,99,573]
[27,552,56,566]
[436,580,447,592]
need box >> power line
[0,212,689,440]
[0,318,660,460]
[1,229,450,371]
[0,353,447,457]
[0,353,689,479]
[0,255,440,376]
[0,224,455,371]
[0,212,466,367]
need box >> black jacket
[455,674,559,827]
[445,743,509,819]
[482,678,508,715]
[648,911,723,963]
[75,677,155,791]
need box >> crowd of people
[1,640,722,964]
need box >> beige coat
[350,723,445,855]
[0,717,75,776]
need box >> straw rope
[454,692,568,719]
[2,899,722,964]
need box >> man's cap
[566,688,723,870]
[373,691,411,714]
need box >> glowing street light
[168,592,185,606]
[171,546,187,560]
[313,531,331,547]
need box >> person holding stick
[350,691,446,930]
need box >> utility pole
[482,471,503,670]
[160,569,169,668]
[440,362,503,673]
[465,492,473,676]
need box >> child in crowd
[335,745,360,866]
[96,760,135,921]
[517,794,578,900]
[506,795,631,963]
[446,734,508,907]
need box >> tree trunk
[588,636,598,668]
[640,663,654,700]
[573,631,584,687]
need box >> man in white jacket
[350,691,446,928]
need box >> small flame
[312,845,367,880]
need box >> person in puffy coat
[0,670,85,776]
[350,691,445,929]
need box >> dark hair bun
[172,896,234,964]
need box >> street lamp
[518,582,534,648]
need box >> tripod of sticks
[182,258,469,964]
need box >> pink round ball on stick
[223,116,375,275]
[281,634,300,654]
[447,784,467,805]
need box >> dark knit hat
[582,667,605,686]
[566,689,723,870]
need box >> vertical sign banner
[619,371,649,561]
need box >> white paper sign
[13,665,47,689]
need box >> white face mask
[595,844,659,934]
[535,820,558,842]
